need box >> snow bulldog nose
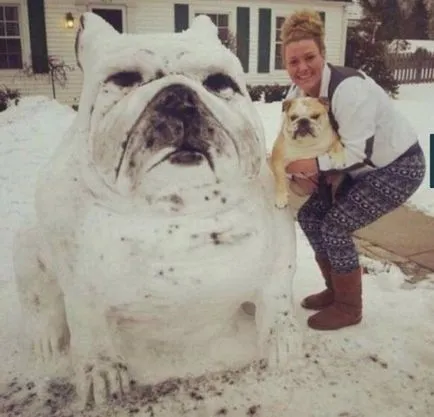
[156,84,199,121]
[141,83,217,154]
[143,83,206,149]
[150,84,213,166]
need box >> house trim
[75,0,137,7]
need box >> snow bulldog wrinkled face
[74,13,264,200]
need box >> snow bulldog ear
[74,12,119,72]
[187,15,221,44]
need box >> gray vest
[325,64,365,133]
[318,65,367,203]
[324,64,377,172]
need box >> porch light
[65,12,75,29]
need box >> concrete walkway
[354,205,434,276]
[289,193,434,278]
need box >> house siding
[0,0,348,105]
[0,0,84,105]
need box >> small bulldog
[270,97,345,208]
[13,12,301,409]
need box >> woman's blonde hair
[280,9,325,63]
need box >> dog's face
[74,13,264,198]
[281,97,331,146]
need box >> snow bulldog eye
[203,73,241,99]
[92,69,165,119]
[105,71,143,88]
[104,69,165,89]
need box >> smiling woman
[281,11,325,97]
[278,9,426,332]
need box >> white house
[0,0,352,105]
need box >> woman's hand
[285,158,319,196]
[290,174,319,196]
[285,158,319,176]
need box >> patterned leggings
[297,143,426,273]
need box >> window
[274,12,325,70]
[274,16,285,70]
[91,7,124,33]
[195,13,233,49]
[0,5,22,69]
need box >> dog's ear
[318,97,330,110]
[281,99,292,113]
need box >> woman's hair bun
[280,9,325,49]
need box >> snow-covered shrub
[0,86,20,112]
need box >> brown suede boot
[307,267,362,330]
[301,256,334,310]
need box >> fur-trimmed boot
[301,256,334,310]
[307,267,362,330]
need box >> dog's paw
[274,193,288,209]
[76,355,130,407]
[328,141,346,165]
[329,153,345,166]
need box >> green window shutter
[319,11,325,24]
[27,0,49,74]
[174,4,189,32]
[236,7,250,72]
[257,8,271,73]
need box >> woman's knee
[297,197,325,227]
[319,214,350,242]
[297,202,318,231]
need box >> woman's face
[284,39,324,97]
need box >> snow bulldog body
[13,13,300,406]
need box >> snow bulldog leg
[64,291,131,407]
[13,226,70,366]
[255,212,303,370]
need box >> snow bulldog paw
[257,303,302,370]
[76,355,131,407]
[22,304,71,366]
[30,323,70,364]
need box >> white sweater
[286,63,418,177]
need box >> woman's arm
[285,77,377,177]
[317,76,377,173]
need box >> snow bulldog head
[74,12,264,202]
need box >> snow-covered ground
[0,84,433,416]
